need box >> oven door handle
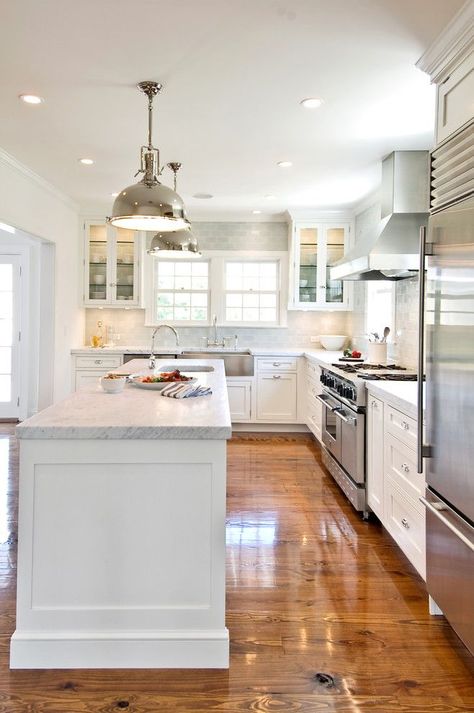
[316,394,341,412]
[334,408,356,425]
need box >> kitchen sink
[181,351,254,377]
[161,364,214,372]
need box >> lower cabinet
[367,396,384,518]
[305,360,323,441]
[366,392,425,579]
[256,373,297,421]
[73,355,123,390]
[227,379,252,422]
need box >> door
[0,256,21,418]
[367,396,384,517]
[425,196,474,521]
[227,380,252,422]
[256,373,297,421]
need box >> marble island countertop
[17,359,232,440]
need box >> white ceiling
[0,0,465,220]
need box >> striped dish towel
[161,382,212,399]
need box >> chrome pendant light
[107,81,190,232]
[147,162,201,258]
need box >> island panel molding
[11,359,230,669]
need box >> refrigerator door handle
[420,496,474,553]
[417,225,433,473]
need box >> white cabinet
[73,354,123,391]
[83,221,141,307]
[305,359,323,442]
[257,373,297,421]
[367,396,384,519]
[227,379,252,422]
[436,52,474,144]
[289,220,352,310]
[366,389,426,578]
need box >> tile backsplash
[85,308,350,350]
[84,221,352,349]
[349,204,420,368]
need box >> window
[153,260,209,323]
[224,260,279,324]
[366,281,395,337]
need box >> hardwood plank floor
[0,425,473,711]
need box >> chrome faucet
[207,315,226,348]
[149,324,179,369]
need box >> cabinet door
[112,227,140,306]
[257,373,297,421]
[75,370,106,391]
[291,222,351,310]
[227,380,252,422]
[436,53,474,144]
[367,396,384,518]
[85,223,110,305]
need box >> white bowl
[100,376,126,393]
[94,274,105,285]
[319,334,347,350]
[299,279,308,287]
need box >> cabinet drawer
[384,433,424,502]
[384,477,425,578]
[305,359,321,379]
[257,357,297,372]
[385,405,417,450]
[75,355,122,369]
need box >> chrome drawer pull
[401,420,409,430]
[420,496,474,553]
[401,518,410,529]
[94,359,103,365]
[401,463,410,473]
[273,362,281,367]
[272,375,281,379]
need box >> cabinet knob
[401,420,409,430]
[109,282,117,287]
[372,400,377,408]
[94,359,102,365]
[401,463,410,473]
[401,518,410,529]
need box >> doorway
[0,255,21,419]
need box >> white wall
[0,149,84,404]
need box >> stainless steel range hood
[331,151,429,281]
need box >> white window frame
[145,256,211,327]
[145,250,288,328]
[365,281,396,338]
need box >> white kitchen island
[10,359,231,669]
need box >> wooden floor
[0,426,473,711]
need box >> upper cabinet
[289,220,352,310]
[416,2,474,146]
[83,221,141,307]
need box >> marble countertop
[17,359,232,441]
[71,345,344,360]
[365,381,421,420]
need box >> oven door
[318,392,342,463]
[334,405,365,484]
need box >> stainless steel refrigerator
[419,120,474,655]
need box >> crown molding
[416,0,474,83]
[0,146,79,213]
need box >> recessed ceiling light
[19,94,44,105]
[277,161,292,168]
[79,158,94,165]
[265,194,276,200]
[252,210,262,214]
[193,193,213,199]
[300,97,323,109]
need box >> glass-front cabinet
[84,221,141,307]
[290,220,352,310]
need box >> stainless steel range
[318,362,416,517]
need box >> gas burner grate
[358,373,417,382]
[331,362,408,374]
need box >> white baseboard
[232,423,309,432]
[10,628,229,669]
